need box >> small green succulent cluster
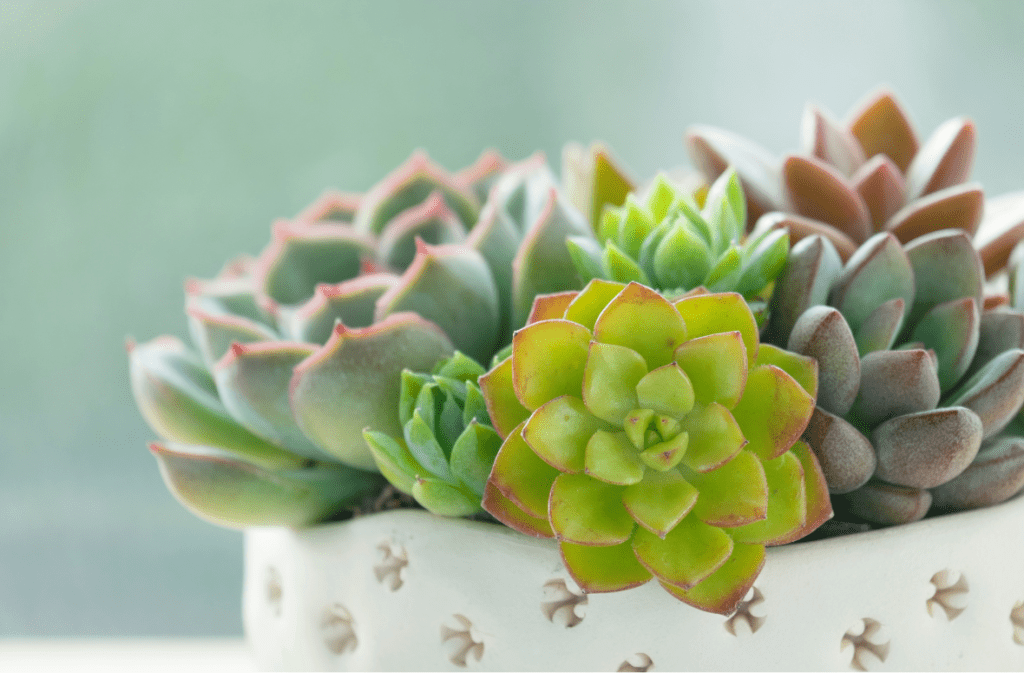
[363,352,501,517]
[687,88,1024,279]
[768,229,1024,524]
[479,280,830,614]
[128,150,595,528]
[566,169,790,315]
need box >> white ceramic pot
[244,495,1024,671]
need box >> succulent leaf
[872,407,983,489]
[904,117,976,201]
[843,480,932,526]
[930,434,1024,511]
[150,442,380,529]
[783,154,872,244]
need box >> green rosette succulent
[566,169,790,317]
[768,229,1024,525]
[478,280,831,614]
[687,88,1024,278]
[363,352,501,517]
[129,150,595,528]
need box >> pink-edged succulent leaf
[150,442,380,529]
[128,336,303,471]
[280,274,400,344]
[290,313,454,471]
[783,155,872,244]
[560,539,652,593]
[843,480,932,525]
[186,305,279,368]
[846,90,919,173]
[802,406,876,494]
[454,148,509,202]
[511,319,591,411]
[728,451,807,545]
[911,297,979,391]
[801,103,866,178]
[974,191,1024,276]
[481,480,554,539]
[593,282,687,371]
[730,365,815,461]
[478,356,530,439]
[255,221,375,305]
[632,515,734,590]
[685,125,784,226]
[510,186,592,327]
[185,275,274,328]
[354,150,478,235]
[213,341,333,462]
[851,155,906,232]
[872,407,983,488]
[295,189,362,224]
[549,473,634,545]
[766,234,844,344]
[673,292,759,363]
[904,117,976,201]
[787,306,860,416]
[851,349,941,429]
[375,191,468,271]
[884,183,984,244]
[944,349,1024,439]
[659,542,765,615]
[375,241,499,364]
[684,449,768,527]
[561,142,635,231]
[930,434,1024,511]
[585,430,645,486]
[829,232,915,336]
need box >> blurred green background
[2,0,1023,636]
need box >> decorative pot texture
[244,498,1024,671]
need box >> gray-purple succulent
[686,88,1024,278]
[767,229,1024,525]
[129,150,596,528]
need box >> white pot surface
[244,495,1024,671]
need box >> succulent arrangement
[128,88,1024,617]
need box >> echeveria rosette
[566,169,789,323]
[768,229,1024,526]
[364,352,501,517]
[687,88,1024,277]
[479,280,831,614]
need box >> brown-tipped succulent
[128,150,597,527]
[768,228,1024,526]
[479,280,831,614]
[566,169,790,324]
[363,352,501,517]
[686,88,1024,277]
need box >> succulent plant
[479,279,831,614]
[363,352,502,517]
[768,229,1024,525]
[129,150,596,527]
[686,88,1024,277]
[566,170,790,319]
